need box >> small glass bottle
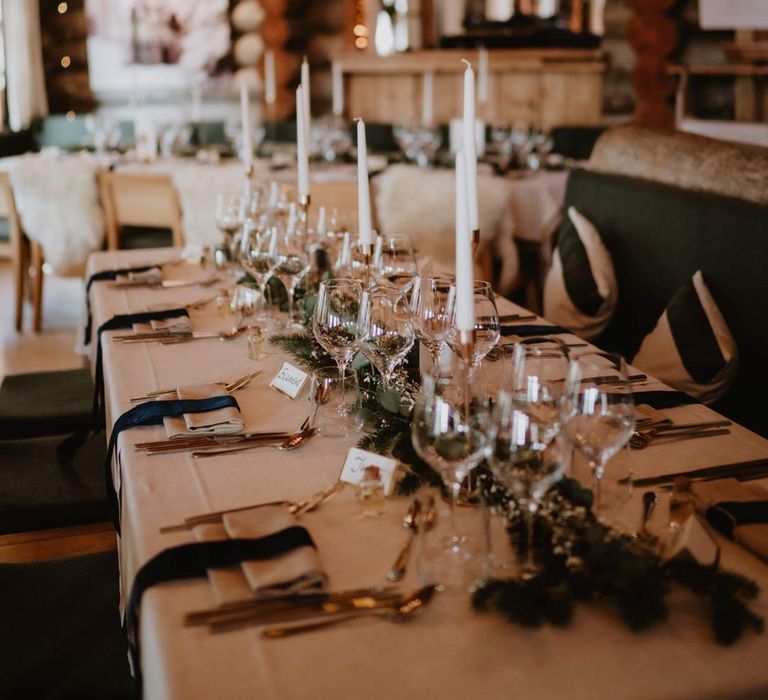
[247,326,266,361]
[358,466,386,517]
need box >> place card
[339,447,398,496]
[269,362,308,399]
[661,515,720,567]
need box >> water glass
[309,366,363,438]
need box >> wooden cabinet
[340,49,605,127]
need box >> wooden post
[629,0,678,128]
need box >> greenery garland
[269,320,763,646]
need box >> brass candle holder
[471,228,480,259]
[458,328,480,505]
[299,194,311,238]
[360,243,373,289]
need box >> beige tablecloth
[88,249,768,700]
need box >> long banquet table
[88,248,768,700]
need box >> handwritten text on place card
[339,447,398,496]
[269,362,308,399]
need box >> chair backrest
[98,171,184,249]
[562,168,768,437]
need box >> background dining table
[88,247,768,700]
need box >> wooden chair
[98,171,184,250]
[0,172,44,332]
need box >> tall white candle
[301,56,311,147]
[332,61,344,117]
[240,81,253,171]
[462,59,479,233]
[264,50,276,105]
[356,118,373,249]
[478,47,489,105]
[454,152,475,333]
[296,86,309,200]
[422,71,434,127]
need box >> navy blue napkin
[105,395,238,535]
[499,324,569,337]
[631,390,698,410]
[126,529,315,692]
[83,266,157,345]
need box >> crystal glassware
[489,390,567,579]
[411,373,492,587]
[239,222,277,327]
[562,351,636,514]
[312,279,363,434]
[410,275,454,376]
[272,225,309,329]
[446,280,500,375]
[357,285,415,390]
[309,366,363,438]
[373,235,417,292]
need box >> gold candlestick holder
[458,328,481,505]
[471,228,481,259]
[360,243,373,289]
[299,194,311,238]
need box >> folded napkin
[163,384,244,438]
[692,478,768,562]
[116,267,162,285]
[193,523,254,605]
[500,324,568,338]
[630,390,698,410]
[223,505,327,597]
[132,311,191,334]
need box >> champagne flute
[446,281,500,374]
[357,285,415,391]
[239,222,276,327]
[411,373,492,587]
[273,226,309,329]
[410,275,454,376]
[562,352,635,514]
[373,235,417,292]
[313,279,363,434]
[489,391,567,579]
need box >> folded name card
[269,362,309,399]
[339,447,398,496]
[661,514,720,567]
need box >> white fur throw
[169,159,268,247]
[9,152,104,276]
[374,165,518,292]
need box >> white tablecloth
[88,248,768,700]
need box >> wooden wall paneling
[497,72,542,126]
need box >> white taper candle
[462,59,479,233]
[454,152,475,333]
[264,50,276,105]
[240,81,253,171]
[332,61,344,117]
[422,71,434,127]
[301,57,311,148]
[296,86,309,199]
[356,118,373,248]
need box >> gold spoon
[261,585,439,639]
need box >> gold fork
[129,370,262,403]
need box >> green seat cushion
[118,226,174,250]
[0,369,94,439]
[0,550,137,699]
[0,218,10,242]
[0,432,109,534]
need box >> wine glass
[216,193,243,243]
[411,373,492,587]
[239,222,277,327]
[313,279,363,434]
[489,391,567,579]
[410,275,453,376]
[357,285,415,391]
[272,226,309,329]
[562,352,636,514]
[446,281,500,374]
[373,235,417,292]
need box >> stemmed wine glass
[357,285,415,391]
[216,193,243,243]
[272,226,309,329]
[313,279,363,435]
[446,280,500,374]
[239,222,277,327]
[410,275,453,376]
[562,351,636,514]
[488,391,567,579]
[412,373,492,587]
[373,235,417,292]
